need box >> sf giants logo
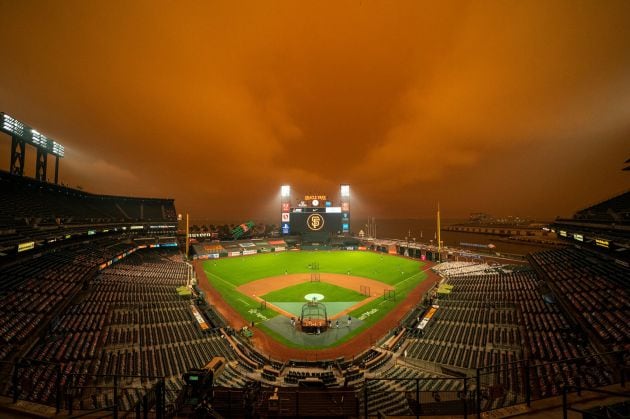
[307,214,325,231]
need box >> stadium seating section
[4,249,237,411]
[0,171,176,227]
[0,171,176,253]
[529,248,629,350]
[0,173,627,417]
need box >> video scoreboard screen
[282,208,350,235]
[286,211,349,235]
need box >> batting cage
[299,301,328,334]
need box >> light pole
[374,218,376,240]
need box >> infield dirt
[238,273,385,319]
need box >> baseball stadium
[0,112,628,419]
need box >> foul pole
[437,202,441,255]
[185,213,190,260]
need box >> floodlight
[1,112,64,158]
[2,113,25,137]
[340,184,350,197]
[52,141,65,157]
[31,129,48,147]
[281,185,291,198]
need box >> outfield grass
[261,281,366,303]
[203,270,279,322]
[203,251,421,285]
[202,251,427,348]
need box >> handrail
[562,385,630,419]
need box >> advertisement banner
[191,305,209,331]
[204,244,224,252]
[418,306,439,330]
[17,241,35,252]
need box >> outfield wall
[192,244,359,260]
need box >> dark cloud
[0,0,628,222]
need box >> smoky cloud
[0,0,628,222]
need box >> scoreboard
[280,189,350,235]
[280,188,351,236]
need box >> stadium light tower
[340,184,350,235]
[1,112,64,184]
[280,185,291,235]
[281,185,291,198]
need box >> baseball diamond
[197,250,431,354]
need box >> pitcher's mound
[304,293,325,301]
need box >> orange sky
[0,1,628,222]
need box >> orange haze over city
[0,1,629,223]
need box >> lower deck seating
[10,248,236,409]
